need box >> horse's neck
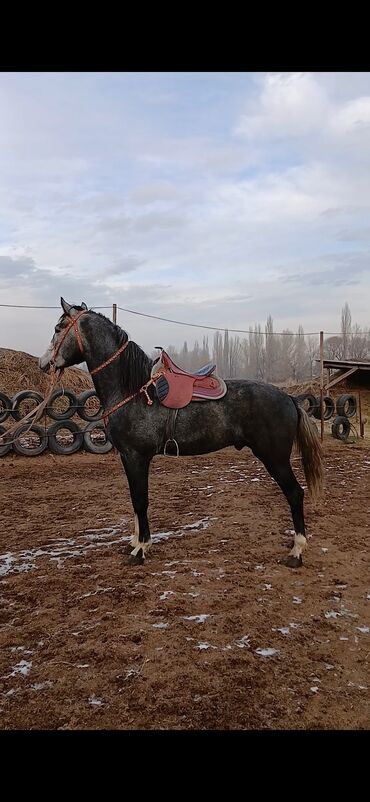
[84,323,127,407]
[83,319,151,409]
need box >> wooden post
[358,391,364,438]
[320,331,324,443]
[112,303,117,324]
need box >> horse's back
[167,378,298,456]
[226,378,299,456]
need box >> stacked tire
[295,392,335,421]
[313,396,335,421]
[0,387,112,457]
[331,394,357,442]
[294,393,317,416]
[0,391,49,457]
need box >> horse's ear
[61,297,72,316]
[81,302,88,310]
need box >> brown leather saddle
[151,349,227,409]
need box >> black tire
[295,393,317,416]
[47,420,84,455]
[12,423,48,456]
[11,390,44,422]
[336,394,357,418]
[0,425,12,456]
[0,392,12,423]
[313,396,335,421]
[331,415,351,441]
[83,421,113,454]
[46,388,78,421]
[77,389,103,422]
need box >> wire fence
[0,301,342,336]
[2,302,369,404]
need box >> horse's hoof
[128,552,144,566]
[123,544,133,555]
[280,554,303,569]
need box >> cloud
[1,72,370,358]
[0,255,37,282]
[282,250,370,287]
[130,182,188,205]
[104,255,146,275]
[234,73,327,140]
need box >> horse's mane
[90,310,153,394]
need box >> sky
[1,71,370,357]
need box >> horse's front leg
[120,449,151,565]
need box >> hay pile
[0,348,92,398]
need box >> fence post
[112,303,117,324]
[359,391,364,438]
[320,331,324,443]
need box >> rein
[3,314,84,442]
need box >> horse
[39,298,323,568]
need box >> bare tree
[240,337,250,378]
[254,324,265,380]
[160,302,367,386]
[294,325,308,380]
[200,336,210,366]
[306,335,319,379]
[223,329,230,377]
[324,335,344,360]
[212,331,224,376]
[227,335,242,377]
[341,302,352,359]
[265,315,276,382]
[349,324,370,360]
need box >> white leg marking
[130,514,140,547]
[131,539,152,558]
[289,533,307,559]
[130,516,152,557]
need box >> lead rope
[2,367,60,446]
[2,312,87,446]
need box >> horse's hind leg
[259,457,307,568]
[120,449,151,565]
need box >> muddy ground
[0,438,369,730]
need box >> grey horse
[39,298,323,567]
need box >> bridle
[51,310,87,367]
[52,310,162,424]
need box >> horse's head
[39,297,88,373]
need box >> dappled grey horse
[39,299,323,568]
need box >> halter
[52,310,159,424]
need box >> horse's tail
[292,398,324,500]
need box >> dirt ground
[0,437,369,730]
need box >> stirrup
[163,438,179,457]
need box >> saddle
[151,349,227,409]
